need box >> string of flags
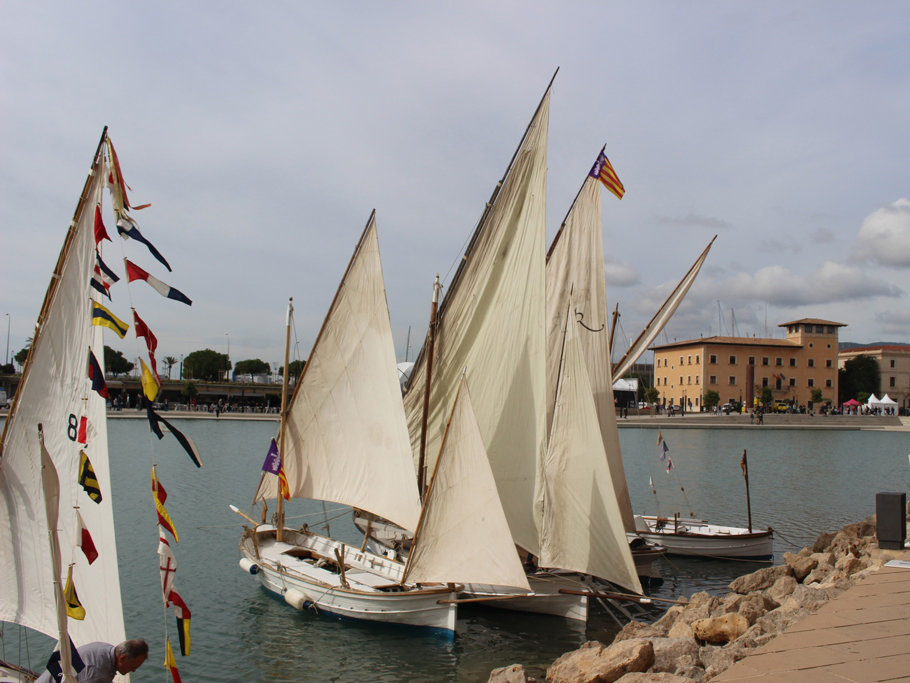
[657,429,673,473]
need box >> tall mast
[417,275,440,497]
[276,297,293,542]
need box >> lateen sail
[404,89,551,555]
[612,236,715,380]
[404,377,530,591]
[545,176,634,533]
[540,298,641,593]
[254,214,422,533]
[0,140,126,647]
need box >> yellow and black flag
[168,589,192,656]
[64,565,85,620]
[78,451,102,503]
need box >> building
[838,345,910,409]
[652,318,845,410]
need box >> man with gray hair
[36,639,148,682]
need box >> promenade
[713,551,910,682]
[615,412,910,432]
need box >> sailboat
[235,213,529,632]
[0,130,126,680]
[401,72,643,621]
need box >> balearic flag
[158,532,177,605]
[87,350,109,399]
[589,149,625,200]
[78,451,102,503]
[741,449,749,481]
[125,260,191,305]
[152,468,179,542]
[164,637,183,683]
[93,206,111,244]
[168,589,192,656]
[116,216,171,272]
[133,310,159,380]
[75,510,98,565]
[44,636,85,683]
[91,302,129,338]
[262,439,290,500]
[140,358,160,402]
[64,565,85,620]
[146,407,203,468]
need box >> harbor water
[3,417,909,682]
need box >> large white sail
[612,236,715,380]
[255,214,422,533]
[404,378,530,590]
[404,89,550,556]
[540,303,641,593]
[545,176,634,533]
[0,144,126,647]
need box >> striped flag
[147,407,204,468]
[91,302,129,338]
[168,589,192,656]
[279,464,291,502]
[78,451,102,503]
[87,350,109,399]
[125,259,191,305]
[44,636,85,683]
[91,251,118,300]
[75,510,98,565]
[152,468,179,542]
[164,637,183,683]
[589,149,625,200]
[116,216,171,271]
[64,565,85,620]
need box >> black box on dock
[876,492,907,549]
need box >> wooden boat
[632,515,774,559]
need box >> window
[696,355,700,364]
[687,376,692,385]
[695,376,700,384]
[793,324,800,333]
[775,377,783,390]
[729,355,737,365]
[808,359,815,368]
[709,354,717,364]
[827,326,835,333]
[789,378,796,387]
[804,324,813,333]
[687,355,692,365]
[891,377,896,388]
[826,379,833,388]
[808,378,815,388]
[709,375,717,385]
[891,360,896,368]
[748,356,755,365]
[729,376,737,385]
[680,356,684,365]
[789,358,797,367]
[679,376,683,385]
[762,357,770,366]
[776,358,783,366]
[762,377,769,387]
[826,360,833,368]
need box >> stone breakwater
[488,516,906,683]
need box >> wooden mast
[276,297,293,542]
[546,144,605,263]
[741,449,753,533]
[417,274,440,497]
[0,127,108,459]
[609,303,620,359]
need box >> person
[36,639,148,683]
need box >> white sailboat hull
[240,526,458,632]
[463,572,588,621]
[631,516,773,558]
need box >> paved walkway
[713,552,910,682]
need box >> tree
[104,345,134,376]
[14,338,31,369]
[702,390,720,408]
[759,385,773,406]
[810,388,824,406]
[183,349,231,381]
[279,359,306,380]
[181,380,198,400]
[234,358,271,376]
[839,354,880,403]
[0,363,14,375]
[164,356,178,380]
[642,386,660,405]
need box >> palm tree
[164,356,178,380]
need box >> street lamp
[225,333,231,382]
[5,313,9,366]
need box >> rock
[841,518,876,539]
[767,575,798,603]
[612,620,668,644]
[667,621,694,639]
[836,555,867,577]
[653,605,685,631]
[812,530,836,553]
[810,551,835,566]
[755,605,810,636]
[783,551,818,582]
[728,564,793,594]
[692,613,749,644]
[789,584,829,612]
[615,673,692,683]
[650,637,700,673]
[489,664,541,683]
[546,639,654,683]
[803,562,834,585]
[673,664,706,681]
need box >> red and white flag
[74,510,98,565]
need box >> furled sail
[540,301,642,593]
[612,236,715,380]
[0,137,126,647]
[404,377,531,590]
[404,87,551,555]
[545,176,634,532]
[254,213,422,533]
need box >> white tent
[866,393,880,405]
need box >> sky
[2,2,909,375]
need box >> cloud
[760,239,801,255]
[851,199,910,266]
[876,308,910,335]
[656,213,733,230]
[604,259,640,287]
[809,227,836,244]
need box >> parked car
[772,400,790,413]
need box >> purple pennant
[261,438,281,475]
[660,441,669,461]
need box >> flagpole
[742,449,753,533]
[276,298,293,543]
